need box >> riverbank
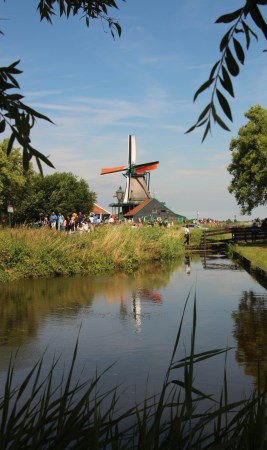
[230,244,267,282]
[0,225,189,282]
[1,226,266,284]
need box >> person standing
[77,212,83,228]
[57,213,64,230]
[49,211,57,229]
[184,225,190,245]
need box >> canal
[0,252,266,409]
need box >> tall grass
[1,293,266,449]
[0,226,185,282]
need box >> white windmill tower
[100,135,159,213]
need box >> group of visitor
[38,212,100,232]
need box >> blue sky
[2,0,267,220]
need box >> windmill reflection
[130,288,162,333]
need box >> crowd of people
[38,212,101,232]
[37,212,174,232]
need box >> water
[0,253,266,409]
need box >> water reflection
[201,253,239,271]
[184,255,191,275]
[232,290,267,387]
[0,260,178,347]
[0,253,266,405]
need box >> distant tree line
[0,139,96,225]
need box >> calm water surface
[0,254,267,408]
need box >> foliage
[187,1,267,141]
[1,293,267,449]
[0,0,123,172]
[18,171,97,222]
[37,0,123,38]
[0,138,97,223]
[0,225,184,282]
[0,139,35,218]
[0,60,55,174]
[227,105,267,214]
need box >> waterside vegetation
[1,225,266,283]
[0,225,190,283]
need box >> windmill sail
[100,134,159,206]
[128,134,136,166]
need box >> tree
[187,1,267,141]
[19,172,97,222]
[1,0,123,172]
[227,105,267,215]
[0,139,35,220]
[0,139,96,223]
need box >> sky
[1,0,267,221]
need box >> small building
[123,198,186,223]
[91,203,111,221]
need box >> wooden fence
[231,227,267,243]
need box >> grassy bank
[1,294,266,449]
[0,225,188,282]
[230,244,267,272]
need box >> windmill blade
[128,135,137,166]
[134,161,159,173]
[100,165,127,175]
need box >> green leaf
[6,133,15,156]
[19,102,54,124]
[114,22,122,37]
[36,157,44,177]
[225,47,239,76]
[185,124,197,134]
[248,3,267,40]
[7,94,25,101]
[193,78,214,102]
[213,112,231,131]
[242,20,250,49]
[209,60,220,81]
[6,60,22,73]
[216,89,233,121]
[216,8,243,24]
[220,65,235,97]
[59,0,66,16]
[0,120,6,133]
[201,121,211,142]
[196,117,209,128]
[29,146,55,169]
[233,38,245,64]
[241,20,259,48]
[5,73,21,89]
[197,103,211,123]
[220,28,233,52]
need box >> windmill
[100,135,159,208]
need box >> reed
[0,226,185,282]
[0,293,266,449]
